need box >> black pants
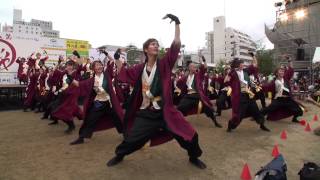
[115,109,202,159]
[216,91,231,114]
[43,95,60,119]
[239,93,265,123]
[229,93,265,129]
[177,93,215,120]
[261,97,303,119]
[254,89,266,108]
[79,101,123,138]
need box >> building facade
[205,16,257,65]
[12,9,60,38]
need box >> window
[230,35,234,38]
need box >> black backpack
[255,154,287,180]
[298,162,320,180]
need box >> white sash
[187,74,195,90]
[142,63,157,98]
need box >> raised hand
[162,14,180,25]
[114,49,121,60]
[248,52,254,57]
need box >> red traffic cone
[241,163,252,180]
[313,115,318,121]
[305,123,311,132]
[280,130,287,140]
[272,145,280,158]
[300,119,306,126]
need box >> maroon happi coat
[176,64,214,115]
[118,42,196,146]
[228,65,257,126]
[262,67,302,121]
[51,70,82,121]
[78,68,124,132]
[35,72,48,100]
[24,72,39,107]
[16,59,28,82]
[106,61,125,103]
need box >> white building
[12,9,60,38]
[205,16,256,65]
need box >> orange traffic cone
[272,145,280,158]
[313,115,318,121]
[300,119,306,126]
[280,130,287,140]
[241,163,252,180]
[305,123,311,132]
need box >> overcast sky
[0,0,278,51]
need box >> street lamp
[280,13,289,22]
[295,10,305,19]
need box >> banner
[65,39,89,57]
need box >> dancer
[215,66,232,116]
[16,57,29,84]
[49,60,83,133]
[106,14,206,169]
[176,55,222,128]
[261,60,303,122]
[69,58,123,145]
[225,58,270,132]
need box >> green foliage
[216,60,227,74]
[256,49,275,75]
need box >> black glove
[72,50,80,59]
[66,74,74,85]
[248,52,254,57]
[101,50,108,57]
[163,14,180,25]
[201,56,206,62]
[114,49,121,60]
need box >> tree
[216,59,227,74]
[256,49,275,75]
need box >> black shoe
[214,122,223,128]
[227,122,233,132]
[64,126,75,134]
[211,117,222,128]
[189,158,207,169]
[292,118,300,123]
[41,116,48,120]
[48,121,58,125]
[70,138,84,145]
[260,124,270,132]
[106,156,124,167]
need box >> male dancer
[176,56,222,128]
[69,58,123,145]
[106,14,206,169]
[215,66,232,116]
[49,60,82,133]
[261,60,303,122]
[248,52,266,109]
[225,58,270,132]
[16,57,28,84]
